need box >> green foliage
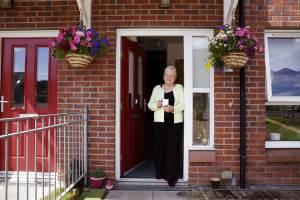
[207,24,262,69]
[91,168,105,178]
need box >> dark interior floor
[123,159,155,178]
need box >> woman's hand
[157,99,163,108]
[164,105,174,113]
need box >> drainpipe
[239,0,246,189]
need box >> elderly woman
[148,65,184,187]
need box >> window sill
[189,150,215,163]
[265,141,300,149]
[266,148,300,162]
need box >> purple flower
[101,37,109,46]
[49,25,109,59]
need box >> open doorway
[120,36,184,179]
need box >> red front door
[0,38,57,171]
[121,37,145,176]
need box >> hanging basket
[65,53,94,68]
[222,52,249,69]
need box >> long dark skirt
[154,122,183,182]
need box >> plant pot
[222,52,248,69]
[105,179,114,190]
[209,177,221,189]
[270,132,281,141]
[90,176,105,188]
[65,53,94,68]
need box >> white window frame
[189,36,215,150]
[264,30,300,148]
[115,28,214,182]
[265,30,300,103]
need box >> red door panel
[0,38,57,171]
[121,37,145,175]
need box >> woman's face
[163,69,176,86]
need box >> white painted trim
[76,0,92,28]
[265,102,300,106]
[223,0,239,24]
[183,34,192,182]
[192,88,210,93]
[117,28,213,37]
[264,31,300,102]
[188,146,215,151]
[264,30,300,149]
[115,28,214,182]
[265,141,300,148]
[265,29,300,34]
[115,32,121,180]
[0,30,58,38]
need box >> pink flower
[48,40,56,48]
[56,33,64,43]
[69,41,77,51]
[71,26,77,36]
[80,41,87,47]
[74,35,81,44]
[88,42,93,47]
[76,31,85,37]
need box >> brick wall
[243,0,300,185]
[1,0,300,185]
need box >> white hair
[164,65,177,77]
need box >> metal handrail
[0,107,88,200]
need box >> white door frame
[115,28,214,182]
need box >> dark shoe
[168,180,176,187]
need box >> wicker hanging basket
[65,53,94,68]
[222,52,249,69]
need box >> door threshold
[117,178,187,185]
[114,179,191,191]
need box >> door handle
[0,96,9,113]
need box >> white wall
[167,42,183,66]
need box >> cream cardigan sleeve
[173,84,184,113]
[148,85,160,112]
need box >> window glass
[36,47,49,107]
[266,105,300,141]
[192,37,210,88]
[13,47,26,107]
[193,93,209,145]
[128,51,134,109]
[138,56,143,109]
[268,38,300,97]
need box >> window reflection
[36,47,49,107]
[268,38,300,96]
[13,48,25,107]
[192,37,210,88]
[193,93,209,145]
[138,56,143,109]
[266,105,300,141]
